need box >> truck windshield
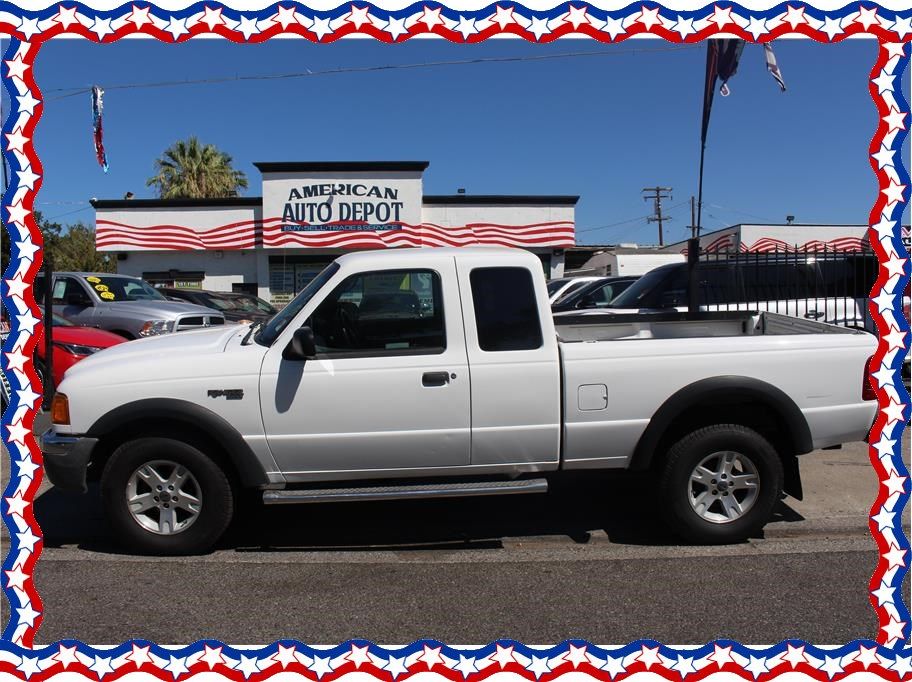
[608,265,683,308]
[82,275,167,302]
[255,262,340,346]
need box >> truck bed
[555,310,862,343]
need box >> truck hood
[101,300,225,319]
[61,325,241,382]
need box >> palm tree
[146,137,248,199]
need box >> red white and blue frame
[0,2,909,678]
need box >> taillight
[51,393,70,425]
[863,356,877,401]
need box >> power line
[45,44,700,102]
[577,199,689,237]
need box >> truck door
[259,258,471,477]
[456,259,561,468]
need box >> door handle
[422,371,450,387]
[804,310,825,319]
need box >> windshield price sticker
[94,284,109,292]
[86,276,101,283]
[100,291,115,300]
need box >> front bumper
[39,429,98,494]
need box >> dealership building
[92,161,578,305]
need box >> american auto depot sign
[262,173,424,234]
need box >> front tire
[658,424,783,544]
[101,437,234,555]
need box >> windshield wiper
[242,320,264,346]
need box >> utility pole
[687,196,700,313]
[642,186,673,246]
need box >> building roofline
[91,197,263,209]
[254,161,430,173]
[423,195,579,206]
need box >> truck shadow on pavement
[33,472,806,555]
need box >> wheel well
[650,400,793,468]
[88,418,241,489]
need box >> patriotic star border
[0,1,911,44]
[0,0,909,677]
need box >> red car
[36,311,126,390]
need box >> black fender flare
[86,398,270,487]
[629,375,814,472]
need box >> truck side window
[470,267,543,351]
[52,277,87,305]
[306,269,445,355]
[33,275,46,303]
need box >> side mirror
[283,326,317,361]
[65,292,92,307]
[576,294,597,309]
[660,291,684,308]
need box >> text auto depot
[282,183,405,227]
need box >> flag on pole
[701,39,745,145]
[91,85,108,173]
[764,43,787,92]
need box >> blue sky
[11,38,908,245]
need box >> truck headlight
[54,342,105,356]
[139,320,174,337]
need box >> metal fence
[690,246,878,332]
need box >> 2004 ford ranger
[40,248,878,554]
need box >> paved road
[5,421,902,645]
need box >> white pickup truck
[40,248,878,555]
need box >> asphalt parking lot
[2,414,909,645]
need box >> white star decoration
[456,15,477,39]
[637,6,662,30]
[673,15,695,37]
[236,15,260,40]
[710,6,734,28]
[128,5,153,28]
[602,16,626,39]
[492,5,516,29]
[382,16,407,39]
[526,15,551,40]
[820,15,843,39]
[746,16,768,39]
[564,6,590,30]
[346,645,372,668]
[783,5,807,28]
[166,16,189,40]
[90,15,114,39]
[201,6,226,30]
[55,5,81,28]
[16,17,43,39]
[275,5,299,28]
[418,7,443,30]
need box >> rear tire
[101,437,234,555]
[658,424,783,544]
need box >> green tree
[146,137,248,199]
[53,223,115,273]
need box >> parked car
[34,272,226,339]
[546,276,602,303]
[587,253,879,331]
[35,309,126,391]
[41,248,877,555]
[551,276,639,313]
[160,288,276,324]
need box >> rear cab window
[470,267,543,351]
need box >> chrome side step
[263,478,548,505]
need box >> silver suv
[35,272,226,339]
